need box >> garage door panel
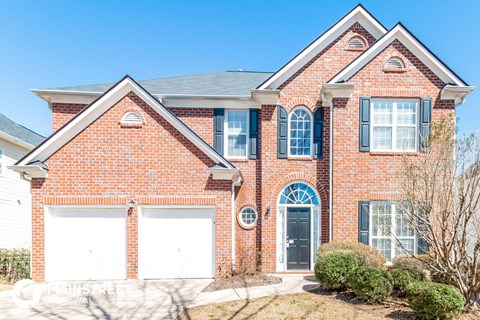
[139,208,215,279]
[45,208,126,281]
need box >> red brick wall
[31,92,232,281]
[331,40,455,241]
[51,103,86,132]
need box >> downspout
[322,93,334,242]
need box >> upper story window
[288,107,312,157]
[347,36,366,49]
[370,202,416,262]
[371,100,418,152]
[0,148,3,176]
[225,110,248,158]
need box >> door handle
[288,240,295,244]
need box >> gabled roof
[38,71,273,97]
[16,76,236,171]
[0,113,45,148]
[257,4,388,90]
[329,23,469,86]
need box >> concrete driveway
[0,279,213,320]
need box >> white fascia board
[210,167,243,184]
[441,85,475,105]
[31,89,261,109]
[320,83,355,106]
[258,6,387,90]
[329,25,467,87]
[251,89,280,105]
[20,78,235,170]
[8,165,48,178]
[0,131,35,150]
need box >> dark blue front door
[287,207,311,270]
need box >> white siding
[0,138,32,248]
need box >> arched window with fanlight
[288,107,312,157]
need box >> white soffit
[18,77,235,170]
[257,5,387,90]
[329,24,468,87]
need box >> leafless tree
[395,115,480,309]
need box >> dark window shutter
[249,109,259,159]
[277,106,288,158]
[359,97,371,152]
[419,98,432,152]
[358,201,370,245]
[213,108,224,154]
[313,108,324,159]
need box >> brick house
[13,5,473,282]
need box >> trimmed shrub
[0,248,30,283]
[318,241,386,269]
[390,268,424,296]
[349,266,393,304]
[406,282,464,320]
[393,255,449,284]
[315,250,364,290]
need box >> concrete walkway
[0,279,212,320]
[189,276,320,308]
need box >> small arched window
[347,36,366,50]
[120,111,143,127]
[385,57,405,70]
[239,207,258,228]
[289,107,312,156]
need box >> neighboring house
[12,5,474,282]
[0,113,44,248]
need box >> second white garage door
[138,208,215,279]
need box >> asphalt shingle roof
[50,71,274,96]
[0,113,45,147]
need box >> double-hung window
[371,100,418,152]
[225,110,248,158]
[370,202,416,262]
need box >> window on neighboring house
[371,100,418,152]
[289,107,312,157]
[370,202,416,261]
[225,110,248,158]
[0,148,3,176]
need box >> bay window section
[371,100,418,152]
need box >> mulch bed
[203,274,282,292]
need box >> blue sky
[0,0,478,138]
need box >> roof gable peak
[257,5,387,90]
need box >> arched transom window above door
[279,182,319,205]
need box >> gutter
[0,131,36,150]
[231,175,242,274]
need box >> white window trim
[369,202,417,264]
[0,148,3,177]
[370,99,419,152]
[224,110,249,159]
[238,206,258,228]
[287,106,313,158]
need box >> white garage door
[45,207,126,281]
[138,208,215,279]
